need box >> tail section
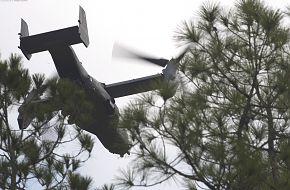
[19,6,89,60]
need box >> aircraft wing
[105,74,164,98]
[18,90,56,129]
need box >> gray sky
[0,0,289,189]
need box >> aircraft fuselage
[49,45,130,156]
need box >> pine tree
[116,0,290,189]
[0,53,95,189]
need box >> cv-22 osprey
[17,6,185,157]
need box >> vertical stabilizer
[20,19,29,37]
[79,6,90,47]
[19,19,32,60]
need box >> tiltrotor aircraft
[17,6,186,157]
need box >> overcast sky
[0,0,289,189]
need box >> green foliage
[78,133,95,153]
[68,172,93,190]
[115,0,290,189]
[0,54,95,189]
[155,80,178,102]
[95,184,116,190]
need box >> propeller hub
[162,60,178,80]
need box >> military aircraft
[17,6,186,157]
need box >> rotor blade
[134,55,169,67]
[113,43,169,67]
[174,46,189,62]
